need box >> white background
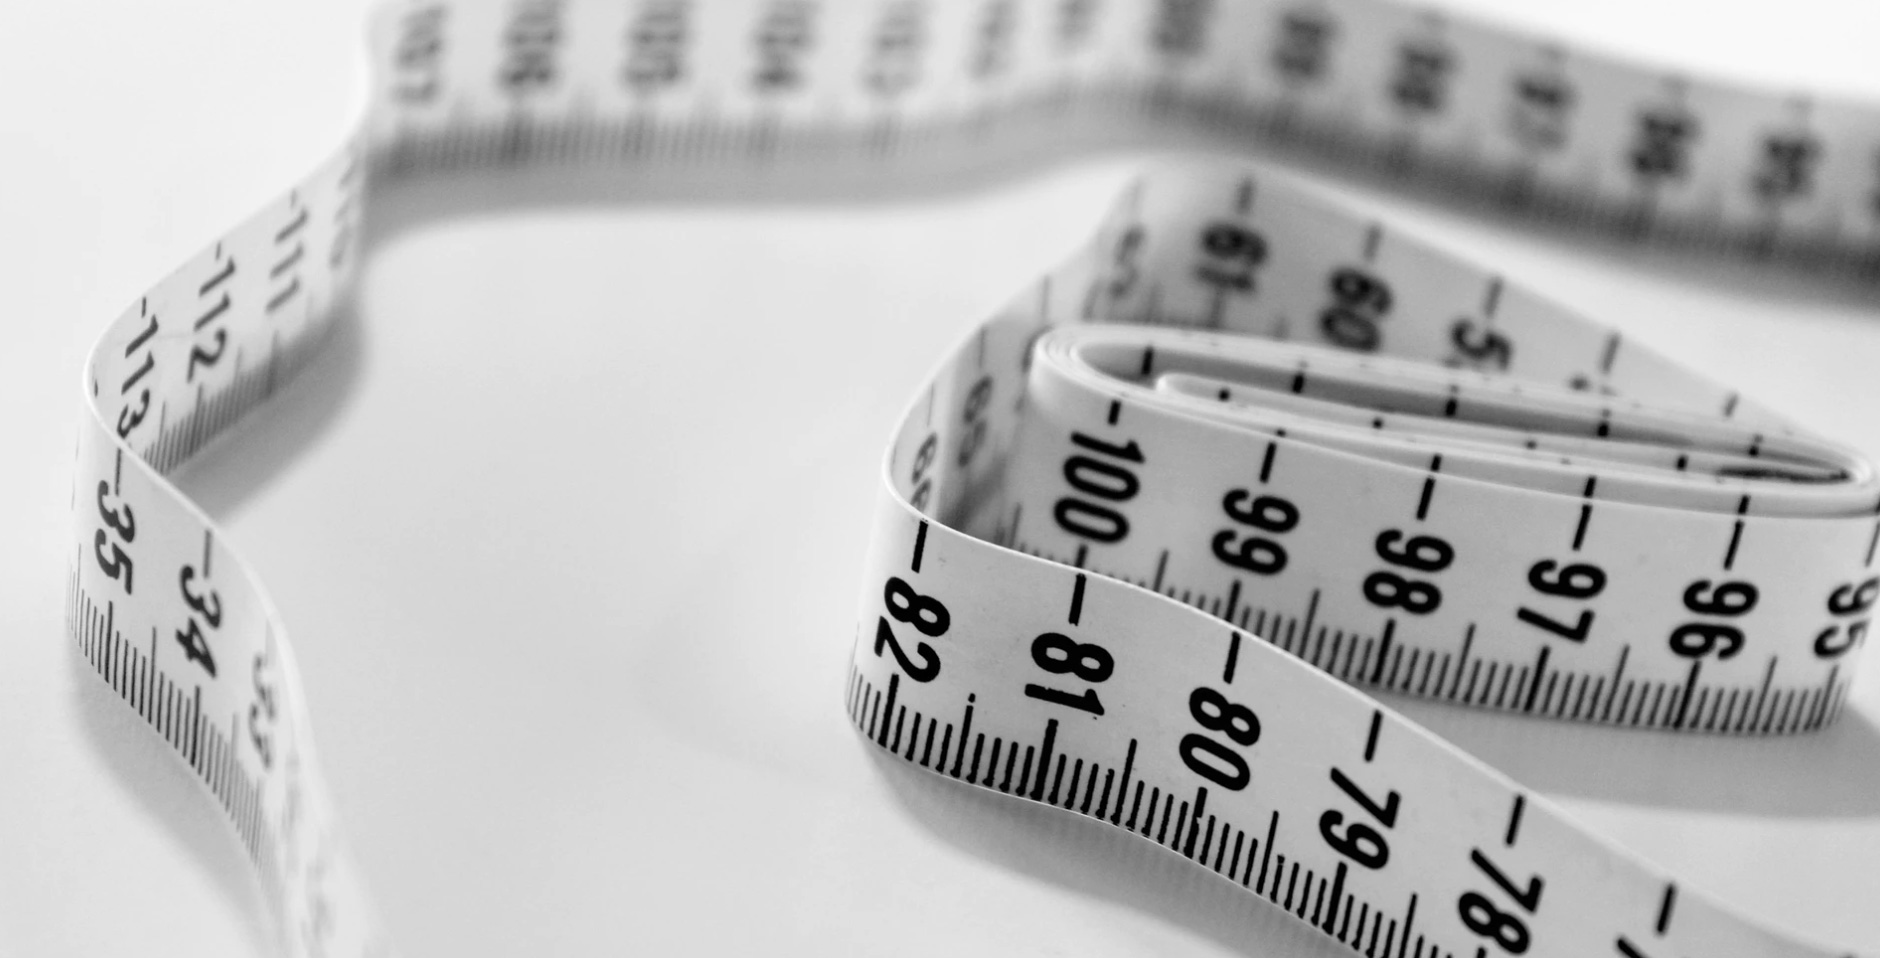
[4,1,1880,955]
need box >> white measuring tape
[67,0,1880,955]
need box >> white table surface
[3,1,1879,955]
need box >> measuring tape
[66,0,1880,955]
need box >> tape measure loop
[69,1,1880,955]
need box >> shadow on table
[1394,695,1880,818]
[361,115,1880,316]
[171,306,366,520]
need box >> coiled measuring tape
[66,0,1880,955]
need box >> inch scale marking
[67,1,1880,956]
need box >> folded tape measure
[67,0,1880,955]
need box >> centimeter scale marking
[841,669,1450,958]
[842,636,1453,958]
[999,539,1854,735]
